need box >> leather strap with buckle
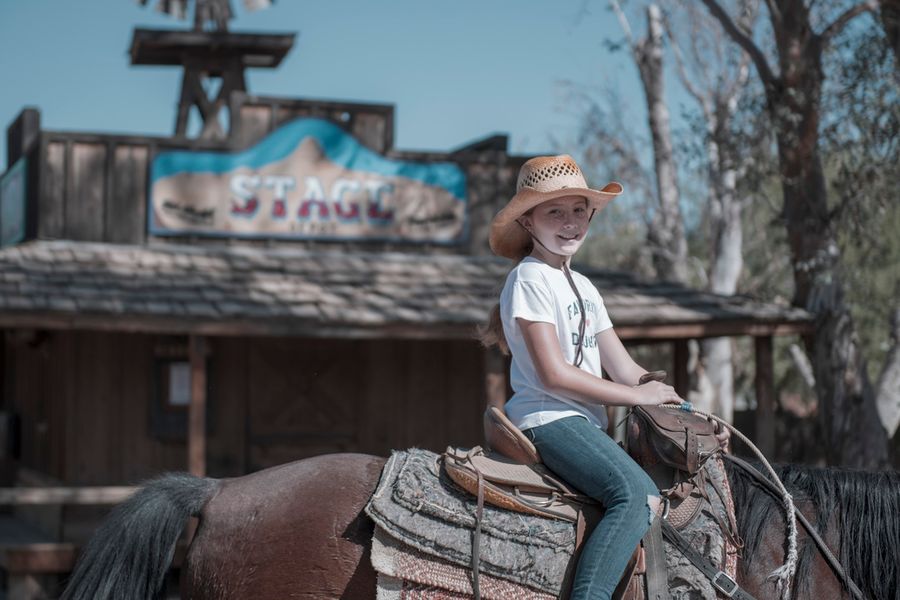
[660,519,757,600]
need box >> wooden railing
[0,472,140,600]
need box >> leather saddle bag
[624,370,720,475]
[626,405,720,474]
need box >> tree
[879,0,900,75]
[700,0,892,467]
[610,2,690,284]
[663,1,760,422]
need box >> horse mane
[724,460,900,600]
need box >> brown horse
[60,452,899,600]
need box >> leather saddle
[475,370,718,523]
[443,371,680,600]
[479,409,659,600]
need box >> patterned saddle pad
[365,448,739,599]
[365,448,576,595]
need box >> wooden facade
[4,330,487,485]
[1,94,816,488]
[0,56,817,600]
[9,94,518,258]
[0,21,821,597]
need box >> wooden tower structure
[130,0,294,141]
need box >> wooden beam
[673,339,689,399]
[0,540,188,574]
[42,130,229,152]
[0,313,482,340]
[0,311,816,343]
[188,335,207,477]
[614,320,815,340]
[754,336,775,458]
[0,543,77,574]
[0,487,136,505]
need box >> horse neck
[727,461,900,600]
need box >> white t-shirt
[500,257,614,431]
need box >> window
[166,361,191,408]
[151,352,212,441]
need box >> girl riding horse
[479,154,728,599]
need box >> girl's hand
[712,420,731,452]
[632,380,683,406]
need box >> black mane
[724,460,900,600]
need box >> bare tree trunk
[701,108,744,422]
[666,4,753,421]
[880,0,900,77]
[702,0,889,467]
[613,2,690,284]
[876,304,900,437]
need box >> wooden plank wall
[234,95,394,154]
[4,331,185,485]
[218,336,487,474]
[32,99,518,254]
[39,136,150,245]
[4,332,487,484]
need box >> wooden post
[754,335,775,458]
[8,572,51,600]
[673,339,689,400]
[188,335,207,477]
[6,108,40,168]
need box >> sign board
[0,158,27,248]
[149,118,468,244]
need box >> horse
[60,452,900,600]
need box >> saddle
[445,406,659,600]
[443,371,742,600]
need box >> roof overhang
[0,241,815,341]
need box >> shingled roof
[0,240,813,339]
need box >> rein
[667,402,866,600]
[723,454,867,600]
[661,402,800,599]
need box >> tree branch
[700,0,777,86]
[662,12,708,106]
[820,1,878,42]
[763,0,782,25]
[609,0,637,51]
[723,1,758,103]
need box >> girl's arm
[594,326,731,449]
[518,318,681,407]
[596,327,648,386]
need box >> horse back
[183,453,386,599]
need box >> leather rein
[723,454,866,600]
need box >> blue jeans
[524,416,658,600]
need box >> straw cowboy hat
[489,154,623,259]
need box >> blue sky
[0,0,675,170]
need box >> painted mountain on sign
[149,118,468,243]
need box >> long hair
[477,240,533,355]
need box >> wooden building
[0,17,813,597]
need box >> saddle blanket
[376,574,469,599]
[365,448,739,599]
[372,525,555,600]
[365,448,576,595]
